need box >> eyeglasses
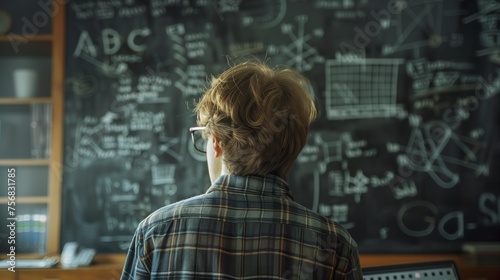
[189,126,207,153]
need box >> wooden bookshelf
[0,0,65,257]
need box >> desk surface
[1,254,498,280]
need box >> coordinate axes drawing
[382,0,445,55]
[267,15,324,72]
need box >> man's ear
[212,135,222,158]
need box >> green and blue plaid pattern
[121,174,362,280]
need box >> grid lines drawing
[325,59,404,120]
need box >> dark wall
[61,0,500,253]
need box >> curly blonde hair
[195,61,317,179]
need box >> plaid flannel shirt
[121,174,362,279]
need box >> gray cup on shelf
[14,68,38,98]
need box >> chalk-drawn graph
[392,118,490,188]
[298,133,377,173]
[152,164,176,185]
[314,134,342,173]
[463,0,500,25]
[328,169,369,203]
[298,132,382,208]
[158,132,186,162]
[267,15,324,72]
[382,0,445,55]
[239,0,287,28]
[463,0,500,57]
[325,58,405,120]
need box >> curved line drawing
[438,211,464,240]
[397,200,438,238]
[403,118,488,188]
[258,0,287,29]
[312,170,320,212]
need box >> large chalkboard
[61,0,500,253]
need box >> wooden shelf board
[0,40,52,56]
[0,97,52,104]
[0,196,49,203]
[0,34,53,42]
[0,159,50,166]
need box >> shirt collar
[206,174,294,199]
